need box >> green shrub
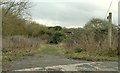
[49,32,65,44]
[75,48,84,53]
[97,49,118,57]
[69,46,86,53]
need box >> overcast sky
[118,1,120,25]
[30,0,120,28]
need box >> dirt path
[3,54,118,71]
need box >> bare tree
[1,0,31,18]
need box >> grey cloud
[118,1,120,25]
[30,2,110,27]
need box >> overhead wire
[104,0,113,20]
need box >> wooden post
[107,12,112,49]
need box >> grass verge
[38,44,65,56]
[38,44,119,61]
[2,44,119,65]
[2,48,38,64]
[64,51,118,61]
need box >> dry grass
[2,36,43,64]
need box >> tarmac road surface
[3,54,118,71]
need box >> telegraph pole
[107,12,112,49]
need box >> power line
[104,0,113,20]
